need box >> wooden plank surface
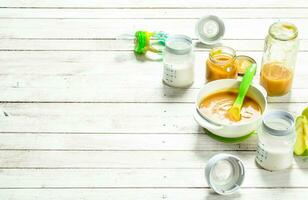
[1,0,308,199]
[0,150,307,169]
[1,18,308,39]
[1,189,308,200]
[0,103,305,133]
[0,133,259,150]
[0,168,307,188]
[2,39,308,51]
[0,51,307,102]
[2,0,308,8]
[2,8,308,19]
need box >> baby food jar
[163,35,194,88]
[260,22,299,96]
[237,55,256,76]
[206,46,239,82]
[256,111,296,171]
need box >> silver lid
[165,34,192,55]
[262,110,295,136]
[195,15,225,45]
[205,154,245,195]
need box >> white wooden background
[0,0,308,199]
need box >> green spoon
[228,63,257,121]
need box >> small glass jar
[260,22,299,96]
[256,111,296,171]
[237,55,256,76]
[206,46,239,82]
[163,35,194,88]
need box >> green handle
[134,31,168,55]
[234,63,257,107]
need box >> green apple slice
[294,115,307,155]
[301,107,308,149]
[303,116,308,149]
[302,107,308,118]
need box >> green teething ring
[134,31,148,54]
[134,31,167,55]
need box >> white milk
[163,62,194,87]
[163,35,194,88]
[255,111,296,171]
[256,143,293,171]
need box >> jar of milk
[256,111,296,171]
[163,35,194,88]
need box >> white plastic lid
[165,34,192,55]
[195,15,225,45]
[262,111,295,136]
[205,154,245,195]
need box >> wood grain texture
[1,0,308,198]
[0,133,259,150]
[0,168,307,188]
[1,18,308,39]
[1,39,308,51]
[0,51,307,102]
[0,150,307,169]
[2,0,308,8]
[2,8,308,19]
[1,189,308,200]
[0,103,305,133]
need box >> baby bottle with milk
[162,35,194,88]
[256,111,296,171]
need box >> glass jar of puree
[260,22,299,96]
[206,46,239,82]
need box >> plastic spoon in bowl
[228,63,257,121]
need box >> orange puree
[260,62,293,96]
[199,90,262,124]
[206,54,238,82]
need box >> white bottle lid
[262,111,295,136]
[205,154,245,195]
[195,15,225,45]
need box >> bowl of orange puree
[194,79,267,139]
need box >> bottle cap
[195,15,225,45]
[165,34,192,55]
[205,154,245,195]
[262,111,295,136]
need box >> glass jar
[237,55,256,76]
[206,46,239,82]
[256,111,296,171]
[260,22,299,96]
[163,35,194,88]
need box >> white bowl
[194,79,267,138]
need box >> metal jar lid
[205,154,245,195]
[195,15,225,45]
[262,110,295,136]
[165,34,192,55]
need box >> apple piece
[303,116,308,149]
[302,107,308,118]
[294,116,307,156]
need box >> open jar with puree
[206,46,239,82]
[260,22,299,96]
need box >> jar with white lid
[256,111,296,171]
[163,35,194,88]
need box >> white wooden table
[0,1,308,199]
